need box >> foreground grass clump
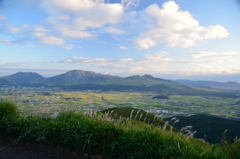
[0,100,18,119]
[0,100,240,159]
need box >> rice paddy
[1,87,239,119]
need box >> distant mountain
[46,70,122,85]
[97,74,234,95]
[103,74,171,86]
[1,70,238,97]
[174,80,240,91]
[0,78,10,85]
[3,72,45,84]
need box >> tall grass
[220,131,240,159]
[0,100,239,159]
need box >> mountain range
[1,70,239,96]
[174,80,240,91]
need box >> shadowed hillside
[165,114,240,144]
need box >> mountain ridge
[46,70,122,85]
[174,79,240,91]
[1,70,238,97]
[3,72,45,84]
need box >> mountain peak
[5,71,43,77]
[47,69,121,84]
[4,71,44,84]
[16,71,38,74]
[142,74,154,78]
[66,70,99,77]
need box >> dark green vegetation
[1,70,238,97]
[165,114,240,144]
[152,94,169,99]
[1,100,240,159]
[0,100,17,119]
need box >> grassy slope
[1,100,240,159]
[100,107,175,131]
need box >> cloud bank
[134,1,229,49]
[0,0,229,49]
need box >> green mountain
[102,74,169,86]
[102,74,209,89]
[46,70,121,85]
[3,72,45,84]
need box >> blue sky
[1,0,240,82]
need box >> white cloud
[0,0,230,49]
[144,51,172,62]
[0,40,12,45]
[134,1,229,49]
[121,0,142,10]
[64,57,110,64]
[33,32,65,45]
[61,30,95,38]
[7,25,21,33]
[129,66,142,71]
[134,37,157,49]
[62,44,74,50]
[119,46,128,49]
[44,49,240,76]
[28,44,37,47]
[195,64,240,75]
[201,25,229,39]
[34,26,50,32]
[0,14,6,23]
[42,0,124,39]
[221,51,240,57]
[118,58,134,62]
[100,26,125,34]
[103,65,127,69]
[55,52,172,73]
[188,51,240,58]
[47,0,96,12]
[188,52,218,58]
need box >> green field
[1,87,239,119]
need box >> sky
[0,0,240,82]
